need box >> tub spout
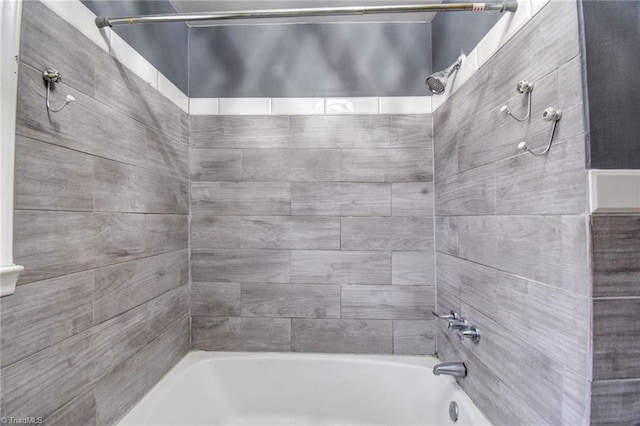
[433,362,467,378]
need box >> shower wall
[433,1,591,424]
[1,2,189,423]
[189,114,435,354]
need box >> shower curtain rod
[95,1,517,28]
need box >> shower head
[425,55,464,95]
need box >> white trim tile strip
[326,97,378,114]
[379,97,432,115]
[589,170,640,213]
[189,96,432,116]
[272,98,325,115]
[109,32,159,90]
[189,98,220,116]
[219,98,272,115]
[158,72,189,113]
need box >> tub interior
[119,352,491,426]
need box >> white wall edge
[1,0,24,296]
[379,96,432,114]
[158,71,189,113]
[589,170,640,214]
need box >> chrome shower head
[425,56,464,95]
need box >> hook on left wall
[43,68,75,112]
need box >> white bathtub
[119,351,491,425]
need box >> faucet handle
[457,326,481,343]
[431,310,460,320]
[447,318,469,330]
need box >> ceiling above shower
[169,0,442,25]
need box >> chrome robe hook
[43,68,75,112]
[517,106,562,156]
[501,79,534,122]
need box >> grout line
[391,319,395,354]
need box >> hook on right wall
[499,78,563,157]
[517,106,562,157]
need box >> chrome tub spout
[433,362,467,378]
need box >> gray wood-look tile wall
[433,1,592,424]
[190,113,435,355]
[9,1,635,425]
[590,215,640,423]
[1,2,190,424]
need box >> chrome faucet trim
[457,326,481,343]
[447,318,469,330]
[433,362,467,378]
[431,310,460,321]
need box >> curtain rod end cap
[95,17,112,28]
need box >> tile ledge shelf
[589,170,640,213]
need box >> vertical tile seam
[430,112,439,355]
[493,163,498,214]
[390,318,394,354]
[339,283,343,320]
[586,212,595,383]
[91,44,99,331]
[187,115,193,350]
[387,114,391,148]
[389,122,394,215]
[91,270,97,329]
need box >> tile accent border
[189,96,432,116]
[589,170,640,213]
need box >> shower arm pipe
[95,1,517,28]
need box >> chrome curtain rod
[95,1,517,28]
